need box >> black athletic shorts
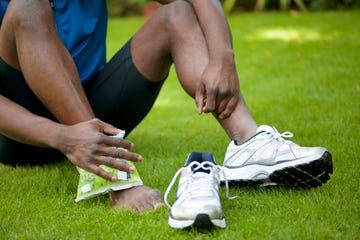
[0,39,164,166]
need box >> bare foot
[109,185,165,213]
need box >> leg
[0,0,93,124]
[131,1,257,144]
[129,1,332,188]
[84,40,165,212]
[107,1,257,211]
[0,135,64,166]
[85,40,164,135]
[0,57,65,166]
[0,1,162,212]
[0,1,92,163]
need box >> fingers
[86,156,137,181]
[217,96,239,120]
[103,135,134,150]
[95,127,143,162]
[97,138,142,180]
[204,87,216,113]
[64,118,144,181]
[102,135,143,162]
[92,118,121,136]
[195,84,205,114]
[87,164,119,182]
[102,156,136,173]
[87,141,142,181]
[195,84,217,114]
[195,85,238,119]
[107,146,143,162]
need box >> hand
[55,118,143,181]
[195,57,240,119]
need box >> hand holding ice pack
[75,131,143,202]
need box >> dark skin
[0,0,257,213]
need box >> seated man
[0,0,332,213]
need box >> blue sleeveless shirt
[0,0,108,83]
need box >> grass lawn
[1,11,359,240]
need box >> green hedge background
[107,0,360,17]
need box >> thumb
[195,84,205,115]
[94,118,122,136]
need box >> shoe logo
[251,147,279,166]
[226,140,286,167]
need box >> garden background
[0,0,359,239]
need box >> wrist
[209,48,235,65]
[47,123,67,152]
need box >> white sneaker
[165,152,226,229]
[220,125,333,188]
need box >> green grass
[1,11,359,239]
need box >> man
[0,0,332,214]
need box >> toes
[110,185,164,213]
[149,189,165,209]
[138,188,165,213]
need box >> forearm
[188,0,234,61]
[0,95,63,149]
[6,0,94,124]
[188,0,240,118]
[0,95,139,180]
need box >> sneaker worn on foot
[165,152,226,229]
[220,125,333,188]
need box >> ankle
[232,127,257,145]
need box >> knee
[154,0,198,30]
[5,0,54,32]
[169,1,197,23]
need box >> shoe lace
[164,161,238,209]
[269,127,294,142]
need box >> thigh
[0,57,65,166]
[0,135,65,166]
[84,39,164,136]
[0,58,54,118]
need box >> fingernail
[137,155,143,162]
[129,166,136,173]
[111,176,118,181]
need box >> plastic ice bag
[75,131,143,202]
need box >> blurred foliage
[253,0,307,11]
[106,0,360,17]
[223,0,237,14]
[230,0,360,12]
[306,0,360,10]
[107,0,147,17]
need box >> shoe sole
[270,151,333,188]
[221,151,333,188]
[168,214,226,229]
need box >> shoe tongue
[185,152,216,166]
[257,125,274,133]
[185,152,216,174]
